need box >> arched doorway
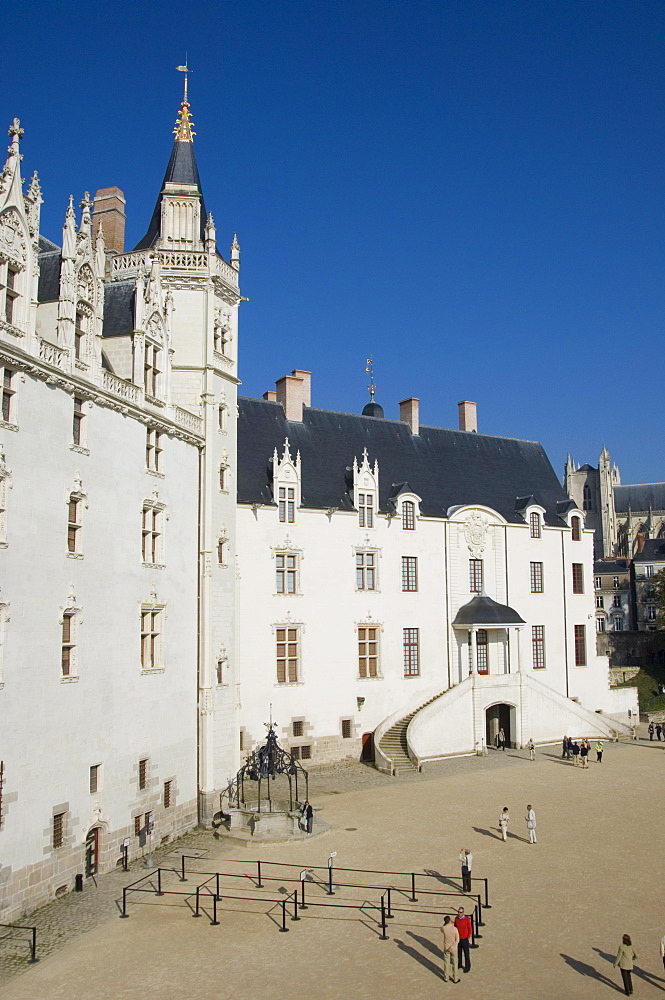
[485,703,515,749]
[85,827,100,877]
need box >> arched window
[583,484,592,511]
[402,500,415,530]
[529,512,541,538]
[571,516,581,541]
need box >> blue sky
[6,0,665,484]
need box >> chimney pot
[275,370,311,421]
[92,187,126,254]
[399,397,419,435]
[458,400,477,433]
[263,390,277,402]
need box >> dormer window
[279,487,294,523]
[4,265,19,325]
[529,512,541,538]
[571,515,581,541]
[358,493,374,528]
[144,341,161,398]
[402,501,415,531]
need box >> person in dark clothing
[572,741,580,766]
[566,737,574,759]
[561,735,568,759]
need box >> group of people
[561,735,603,765]
[647,722,664,740]
[440,907,473,981]
[497,804,537,842]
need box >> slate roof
[452,594,526,627]
[102,281,135,337]
[237,397,572,525]
[633,539,665,563]
[594,559,629,575]
[614,484,665,513]
[37,244,62,302]
[133,139,208,251]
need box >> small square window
[342,719,352,739]
[300,745,312,760]
[164,780,173,809]
[53,812,65,849]
[89,764,100,794]
[134,815,142,837]
[293,720,303,737]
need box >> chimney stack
[92,187,126,254]
[275,369,312,421]
[399,397,419,435]
[263,390,277,402]
[458,400,477,433]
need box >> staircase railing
[374,682,449,774]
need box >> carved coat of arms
[463,511,488,558]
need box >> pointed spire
[230,232,240,270]
[62,195,76,259]
[80,191,92,236]
[173,73,196,145]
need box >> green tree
[652,567,665,629]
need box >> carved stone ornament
[0,209,27,264]
[463,510,489,558]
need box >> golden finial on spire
[365,355,376,400]
[174,62,196,142]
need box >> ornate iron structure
[223,723,308,813]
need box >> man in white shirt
[526,804,537,844]
[459,847,473,893]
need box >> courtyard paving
[1,736,665,999]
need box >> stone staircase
[378,691,446,775]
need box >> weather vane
[365,356,376,401]
[176,58,191,102]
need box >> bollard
[279,898,289,932]
[257,860,263,888]
[300,879,308,910]
[483,877,490,908]
[193,885,201,917]
[210,893,219,926]
[470,912,478,948]
[292,891,300,921]
[156,868,163,896]
[29,927,38,963]
[380,897,388,940]
[122,845,129,872]
[475,894,483,932]
[386,887,394,919]
[215,873,221,901]
[120,887,129,918]
[327,865,334,896]
[181,854,187,882]
[410,872,417,902]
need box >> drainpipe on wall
[561,531,570,699]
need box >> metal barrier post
[120,887,129,918]
[257,860,263,888]
[410,873,417,902]
[216,873,221,901]
[300,879,308,910]
[279,898,289,932]
[193,885,201,917]
[180,854,187,882]
[210,893,219,926]
[380,897,388,940]
[483,877,490,908]
[292,891,300,921]
[29,927,38,963]
[327,864,334,895]
[156,868,163,896]
[470,912,478,948]
[476,893,484,928]
[386,887,393,919]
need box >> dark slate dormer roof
[614,484,665,514]
[594,559,629,574]
[133,140,207,251]
[237,397,571,525]
[37,241,62,302]
[556,499,578,517]
[103,281,135,337]
[633,540,665,563]
[452,594,526,627]
[362,400,385,418]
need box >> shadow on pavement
[423,869,458,890]
[472,826,503,841]
[560,953,623,993]
[393,933,445,980]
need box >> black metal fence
[0,923,38,963]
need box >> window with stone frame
[532,625,545,668]
[140,605,164,671]
[475,629,489,674]
[74,306,92,363]
[356,551,377,591]
[0,468,10,545]
[141,503,165,565]
[52,811,65,849]
[341,719,352,739]
[2,262,21,327]
[403,628,420,676]
[1,367,16,425]
[138,758,149,791]
[276,626,299,683]
[72,396,86,447]
[530,561,543,593]
[89,764,101,794]
[146,428,163,473]
[358,625,379,678]
[529,512,541,538]
[163,780,173,809]
[67,494,82,554]
[571,516,581,541]
[61,609,79,677]
[276,552,298,594]
[144,341,162,398]
[278,487,295,523]
[572,563,584,594]
[358,492,374,528]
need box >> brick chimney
[399,397,419,435]
[92,187,126,254]
[458,400,477,433]
[263,390,277,402]
[275,370,312,421]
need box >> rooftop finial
[174,62,195,142]
[365,355,376,401]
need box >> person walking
[525,804,537,843]
[572,740,580,766]
[595,740,604,763]
[440,915,460,983]
[613,933,637,995]
[648,722,655,741]
[459,848,473,893]
[660,931,665,971]
[454,906,473,974]
[527,737,535,761]
[566,736,574,760]
[498,727,506,751]
[657,723,663,741]
[499,806,510,841]
[561,735,568,759]
[580,740,589,768]
[301,800,313,834]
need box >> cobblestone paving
[2,733,664,999]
